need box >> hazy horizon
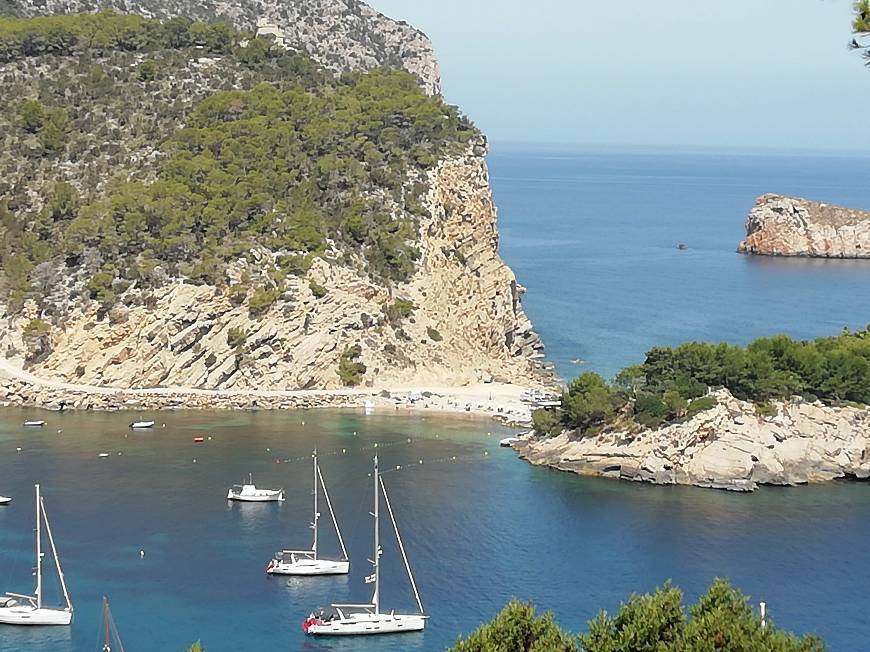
[372,1,870,153]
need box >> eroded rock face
[514,389,870,492]
[3,0,441,94]
[737,194,870,258]
[0,145,550,391]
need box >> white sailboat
[227,474,285,502]
[100,596,125,652]
[303,455,426,636]
[129,420,154,429]
[267,450,349,576]
[0,484,73,626]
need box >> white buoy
[139,550,145,559]
[16,447,21,453]
[419,459,423,465]
[57,429,62,434]
[193,459,197,463]
[207,436,212,441]
[162,424,166,428]
[760,602,767,628]
[301,421,305,426]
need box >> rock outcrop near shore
[515,390,870,491]
[5,0,442,94]
[737,194,870,258]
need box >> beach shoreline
[0,358,536,426]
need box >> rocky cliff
[737,194,870,258]
[2,0,441,94]
[515,389,870,491]
[1,142,548,390]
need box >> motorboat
[0,496,10,505]
[23,420,45,427]
[227,474,284,502]
[499,437,520,447]
[129,420,154,429]
[303,455,426,636]
[267,450,349,576]
[0,484,73,626]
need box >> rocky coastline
[737,193,870,258]
[514,389,870,491]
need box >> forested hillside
[0,12,475,314]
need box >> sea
[2,144,870,651]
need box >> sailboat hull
[268,558,349,576]
[307,613,425,635]
[0,603,72,626]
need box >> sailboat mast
[373,454,380,614]
[41,497,72,613]
[35,483,42,609]
[380,476,425,615]
[318,466,348,561]
[312,450,319,559]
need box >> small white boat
[23,420,45,427]
[227,474,284,502]
[0,497,10,506]
[303,455,426,636]
[0,484,73,626]
[499,437,520,447]
[129,420,154,429]
[267,451,349,576]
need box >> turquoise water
[492,144,870,380]
[1,408,869,651]
[3,145,870,651]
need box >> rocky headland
[515,389,870,492]
[737,193,870,258]
[0,4,553,405]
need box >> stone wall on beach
[514,389,870,492]
[737,194,870,258]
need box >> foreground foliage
[537,328,870,435]
[450,579,824,651]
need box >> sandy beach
[0,357,542,425]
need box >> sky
[371,0,870,151]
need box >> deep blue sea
[491,144,870,380]
[2,145,870,651]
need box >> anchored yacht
[303,455,426,636]
[267,451,349,575]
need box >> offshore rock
[737,194,870,258]
[514,389,870,492]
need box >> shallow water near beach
[1,407,869,651]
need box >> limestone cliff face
[515,390,870,492]
[737,194,870,258]
[1,144,548,391]
[3,0,441,94]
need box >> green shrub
[227,284,247,305]
[17,99,44,133]
[561,372,621,434]
[137,59,158,81]
[531,408,562,437]
[23,318,50,337]
[449,600,576,652]
[248,286,280,315]
[86,272,115,304]
[686,395,718,416]
[383,298,415,325]
[755,401,778,418]
[309,281,327,299]
[338,345,366,386]
[277,253,313,277]
[426,326,442,342]
[226,327,246,353]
